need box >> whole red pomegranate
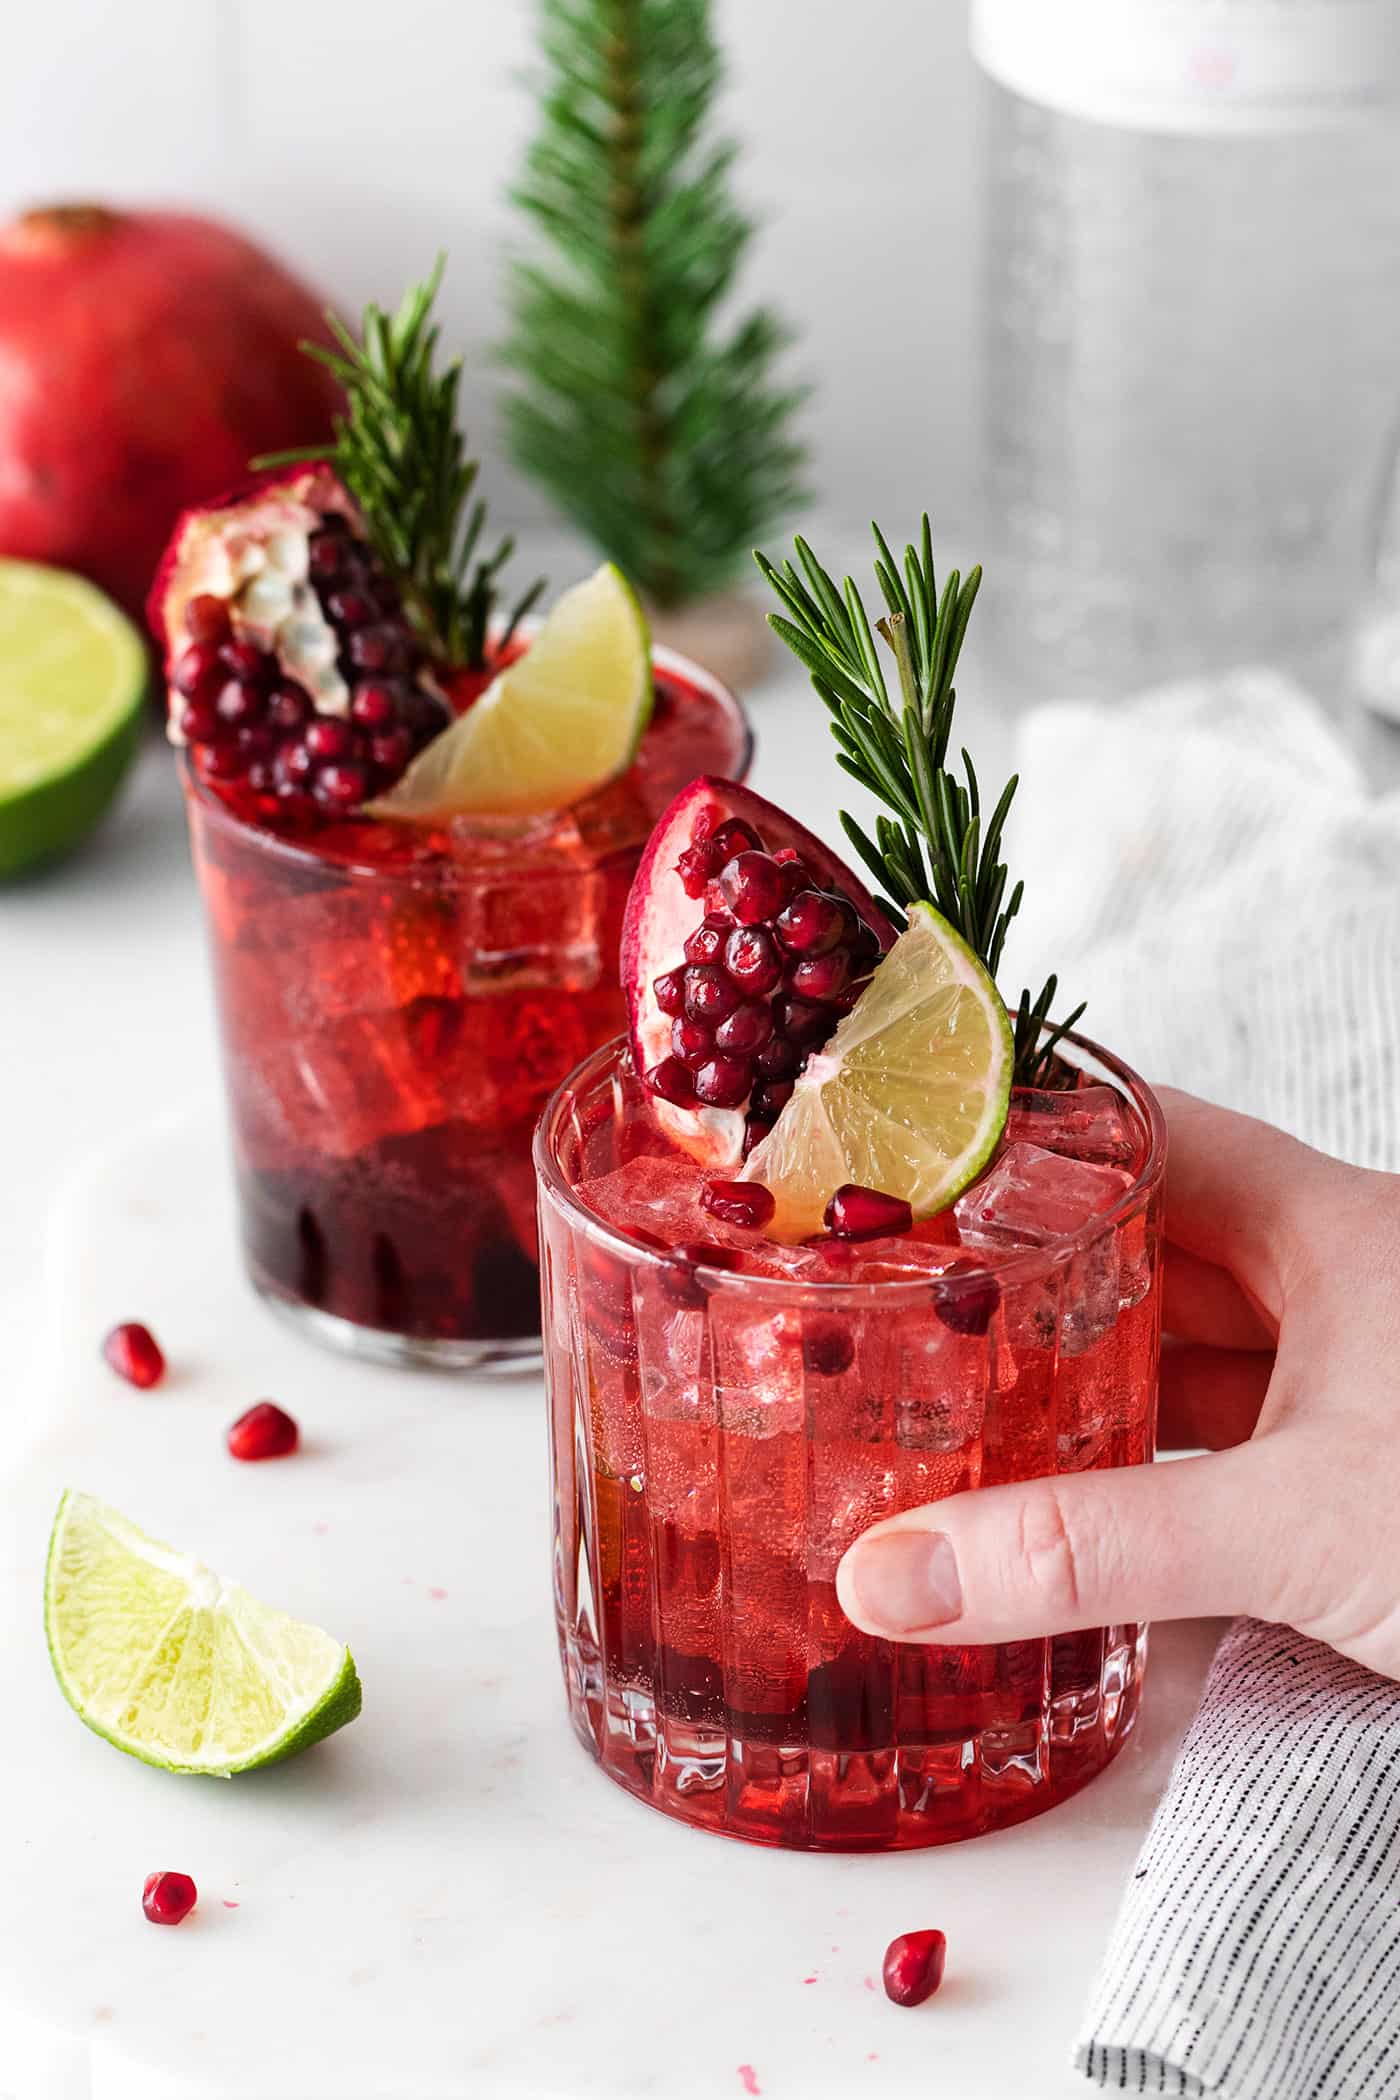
[0,205,342,618]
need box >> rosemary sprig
[754,519,1085,1087]
[258,259,544,671]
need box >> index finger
[1157,1086,1339,1324]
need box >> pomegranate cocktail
[149,272,748,1364]
[536,521,1165,1849]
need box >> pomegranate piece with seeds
[142,1871,198,1926]
[882,1928,947,2007]
[102,1322,165,1390]
[148,465,452,828]
[622,780,895,1171]
[227,1401,299,1462]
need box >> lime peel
[45,1491,361,1778]
[742,901,1014,1241]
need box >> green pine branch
[755,519,1086,1088]
[502,0,809,609]
[259,260,544,671]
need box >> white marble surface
[0,636,1227,2097]
[0,1097,1223,2100]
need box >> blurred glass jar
[975,0,1400,707]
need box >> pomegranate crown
[754,518,1084,1088]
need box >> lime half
[0,560,146,878]
[743,902,1014,1241]
[45,1491,361,1777]
[371,563,652,820]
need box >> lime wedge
[45,1492,361,1777]
[0,560,147,879]
[743,902,1014,1241]
[370,563,652,820]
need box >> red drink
[186,654,749,1365]
[536,1036,1164,1849]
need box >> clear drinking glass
[536,1034,1166,1850]
[185,651,750,1369]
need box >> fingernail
[848,1530,963,1633]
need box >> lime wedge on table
[45,1492,361,1777]
[0,560,146,878]
[743,903,1015,1241]
[370,562,651,820]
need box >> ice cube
[1004,1085,1139,1170]
[954,1142,1131,1249]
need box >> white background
[0,0,982,534]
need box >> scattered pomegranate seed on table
[226,1401,299,1462]
[142,1871,198,1926]
[824,1184,914,1241]
[881,1928,947,2007]
[101,1322,165,1389]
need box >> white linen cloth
[1003,676,1400,2094]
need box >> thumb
[836,1446,1278,1644]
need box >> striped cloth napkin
[1004,676,1400,2094]
[1075,1619,1400,2097]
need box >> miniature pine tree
[502,0,809,611]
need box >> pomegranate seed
[370,728,414,775]
[776,890,851,956]
[237,724,276,760]
[775,996,832,1046]
[789,950,850,1002]
[701,1179,776,1229]
[658,1241,738,1309]
[882,1929,946,2008]
[178,699,221,743]
[215,678,266,728]
[304,717,355,762]
[719,851,789,926]
[313,762,368,812]
[308,534,346,580]
[201,742,247,780]
[715,1001,774,1055]
[932,1266,1001,1336]
[694,1054,752,1108]
[683,965,742,1024]
[328,589,375,628]
[184,594,230,643]
[741,1117,771,1158]
[276,742,316,788]
[684,913,732,965]
[102,1321,165,1389]
[400,692,452,743]
[220,638,268,681]
[676,838,726,897]
[173,642,224,701]
[654,968,687,1018]
[348,626,403,672]
[350,681,399,729]
[142,1871,198,1927]
[707,818,761,866]
[647,1056,697,1106]
[671,1015,714,1065]
[825,1184,914,1240]
[802,1318,855,1376]
[724,925,783,995]
[227,1401,299,1461]
[755,1035,799,1078]
[753,1078,793,1119]
[267,684,312,731]
[247,760,277,795]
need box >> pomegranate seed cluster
[646,815,883,1155]
[171,515,450,822]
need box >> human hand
[836,1089,1400,1679]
